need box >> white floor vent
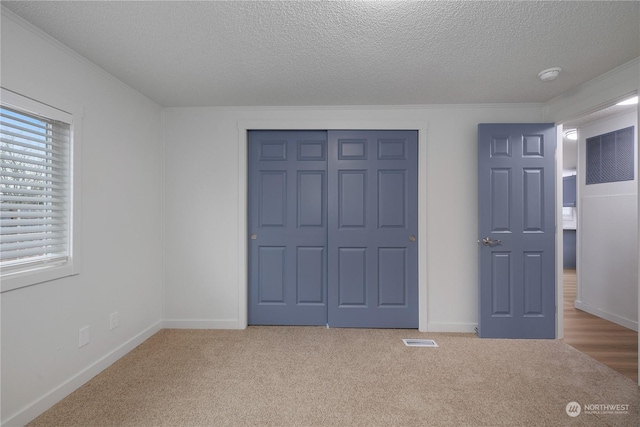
[402,339,438,348]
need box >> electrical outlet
[79,325,90,348]
[110,312,119,330]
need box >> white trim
[237,126,249,329]
[163,319,243,329]
[555,125,564,339]
[426,322,478,333]
[546,57,640,109]
[543,58,640,124]
[164,102,545,113]
[418,127,428,332]
[574,300,638,332]
[1,321,163,427]
[237,120,429,331]
[0,87,72,121]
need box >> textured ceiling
[2,1,639,107]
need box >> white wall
[1,10,164,426]
[576,111,638,330]
[162,105,545,332]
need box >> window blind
[0,106,71,272]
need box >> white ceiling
[2,1,639,108]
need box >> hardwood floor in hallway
[562,269,638,382]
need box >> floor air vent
[402,339,438,347]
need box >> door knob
[481,237,501,246]
[409,235,416,242]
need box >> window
[586,126,634,185]
[0,89,80,291]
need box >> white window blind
[1,104,72,273]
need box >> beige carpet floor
[28,327,639,427]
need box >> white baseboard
[426,322,478,333]
[162,319,244,329]
[2,321,163,427]
[574,300,638,332]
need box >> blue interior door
[477,123,556,338]
[327,130,418,328]
[248,131,328,325]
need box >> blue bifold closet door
[248,130,418,328]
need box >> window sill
[1,262,79,293]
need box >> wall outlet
[110,312,119,330]
[79,325,90,348]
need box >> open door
[477,123,557,338]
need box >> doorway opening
[559,96,638,381]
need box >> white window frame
[1,88,82,292]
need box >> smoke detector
[538,67,562,82]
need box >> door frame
[237,120,429,331]
[555,125,565,339]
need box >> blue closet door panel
[339,139,367,159]
[296,247,325,304]
[378,248,407,306]
[563,230,576,268]
[338,171,367,228]
[378,170,406,228]
[259,171,287,227]
[328,130,418,328]
[260,141,287,160]
[258,247,286,304]
[298,141,325,161]
[249,130,328,325]
[378,138,407,160]
[298,171,325,227]
[338,248,367,306]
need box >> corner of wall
[160,109,167,323]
